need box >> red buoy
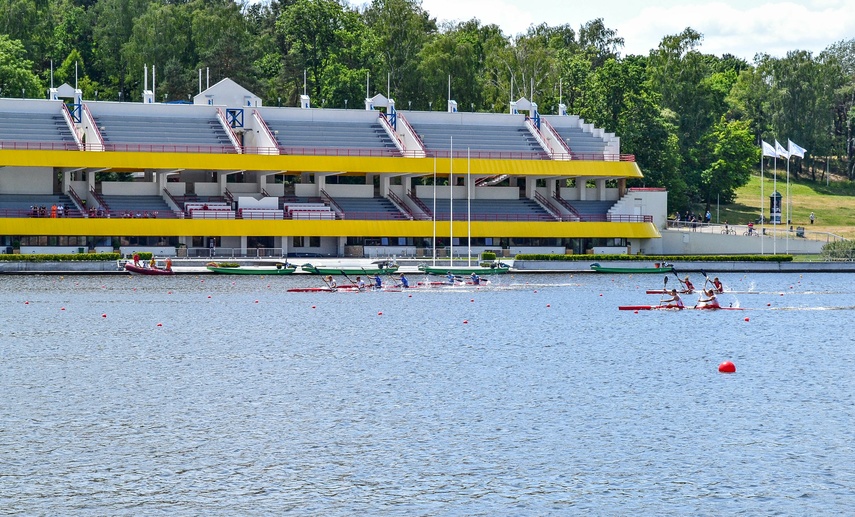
[718,361,736,373]
[744,317,750,322]
[463,320,468,324]
[378,311,383,315]
[546,304,551,308]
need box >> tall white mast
[449,136,453,266]
[432,157,437,266]
[467,147,471,266]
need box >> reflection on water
[1,273,854,514]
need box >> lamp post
[408,101,412,111]
[344,99,348,110]
[278,97,281,108]
[428,101,432,111]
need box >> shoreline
[2,258,854,274]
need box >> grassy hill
[701,169,855,240]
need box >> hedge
[514,254,793,262]
[0,253,123,262]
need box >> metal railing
[385,190,416,220]
[407,190,433,218]
[89,187,110,214]
[103,143,238,154]
[552,192,582,220]
[533,191,564,221]
[0,142,80,151]
[319,189,344,219]
[667,220,844,242]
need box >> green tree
[277,0,376,106]
[122,1,196,102]
[363,0,436,107]
[0,34,43,98]
[191,0,258,94]
[418,19,502,111]
[92,0,148,100]
[699,118,758,206]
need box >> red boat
[619,304,743,311]
[125,263,175,275]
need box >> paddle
[339,269,361,289]
[321,275,336,292]
[659,276,669,306]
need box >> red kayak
[619,304,744,311]
[125,263,175,275]
[287,285,361,293]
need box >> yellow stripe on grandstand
[0,218,659,239]
[0,150,643,178]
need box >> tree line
[1,0,854,211]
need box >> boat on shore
[124,263,175,275]
[300,262,399,275]
[418,263,510,276]
[206,262,296,275]
[591,262,674,274]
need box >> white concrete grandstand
[0,78,666,258]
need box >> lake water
[1,272,853,515]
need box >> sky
[416,0,855,60]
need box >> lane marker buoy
[718,361,736,373]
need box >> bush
[481,251,497,261]
[822,240,855,260]
[513,254,793,262]
[0,253,122,262]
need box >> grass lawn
[704,169,855,239]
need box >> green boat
[419,262,511,275]
[206,262,297,275]
[300,263,399,275]
[590,262,674,274]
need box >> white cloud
[418,0,855,58]
[420,0,535,34]
[617,1,855,59]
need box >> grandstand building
[0,78,666,258]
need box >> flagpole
[760,152,766,255]
[773,155,777,256]
[467,147,471,267]
[449,136,453,267]
[432,156,436,266]
[785,155,790,254]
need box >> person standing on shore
[810,212,815,225]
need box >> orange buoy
[718,361,736,373]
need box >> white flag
[775,140,789,159]
[761,141,777,158]
[788,139,806,158]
